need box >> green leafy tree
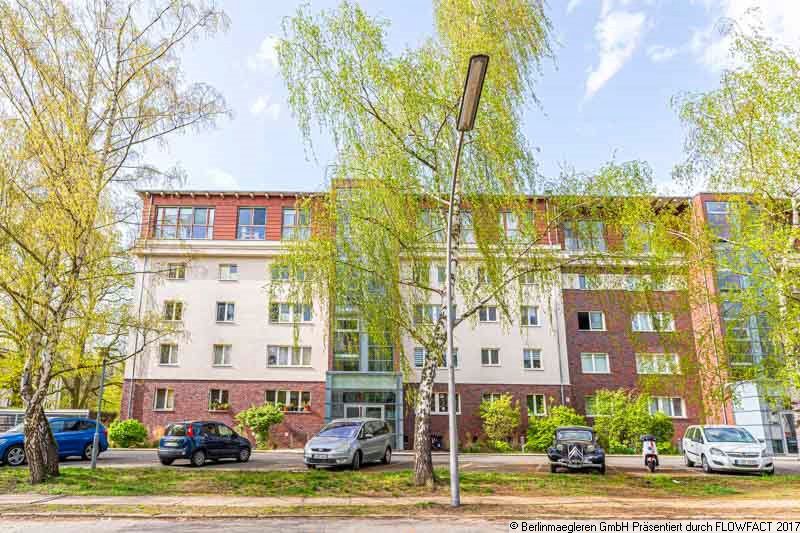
[479,394,521,448]
[235,404,285,449]
[108,419,148,448]
[526,405,586,452]
[591,389,674,453]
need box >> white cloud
[585,8,647,99]
[646,44,679,62]
[247,35,279,72]
[206,168,238,190]
[250,94,281,121]
[567,0,583,14]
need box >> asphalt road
[46,448,800,474]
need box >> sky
[146,0,800,195]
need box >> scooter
[431,433,444,451]
[641,434,659,472]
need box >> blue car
[0,417,109,467]
[158,420,252,467]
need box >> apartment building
[126,189,796,451]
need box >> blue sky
[147,0,800,195]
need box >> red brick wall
[403,383,569,449]
[121,379,326,448]
[562,288,701,442]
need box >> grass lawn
[0,467,796,499]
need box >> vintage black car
[547,426,606,474]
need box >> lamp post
[445,54,489,508]
[91,352,108,469]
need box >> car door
[54,419,83,456]
[683,427,695,458]
[217,423,239,457]
[199,422,223,457]
[367,421,383,460]
[694,427,706,458]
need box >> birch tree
[0,0,228,483]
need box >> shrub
[591,389,676,453]
[108,419,148,448]
[479,393,521,444]
[235,403,284,448]
[526,405,586,452]
[490,440,513,453]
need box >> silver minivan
[304,418,393,470]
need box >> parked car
[547,426,606,474]
[157,421,252,467]
[304,418,393,470]
[0,417,108,466]
[682,425,774,474]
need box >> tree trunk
[413,349,438,488]
[23,401,59,483]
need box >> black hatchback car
[547,426,606,474]
[158,421,252,467]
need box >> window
[635,353,680,374]
[413,347,458,368]
[282,207,311,240]
[500,210,532,240]
[649,396,685,418]
[368,335,393,372]
[208,389,229,411]
[420,208,445,243]
[577,311,604,331]
[479,306,498,322]
[155,207,214,239]
[271,264,306,282]
[476,267,490,284]
[523,348,542,370]
[216,302,235,322]
[413,304,441,324]
[581,353,609,374]
[333,317,360,371]
[237,207,267,240]
[154,388,174,410]
[267,345,312,367]
[520,271,536,285]
[159,344,178,366]
[213,344,232,366]
[461,211,475,244]
[265,389,311,412]
[577,274,600,290]
[218,264,239,281]
[705,201,730,238]
[433,392,461,414]
[412,262,430,285]
[481,348,500,366]
[521,305,539,326]
[584,395,597,417]
[563,220,606,251]
[482,393,504,403]
[269,303,313,323]
[436,265,447,284]
[527,394,546,416]
[631,312,675,332]
[163,301,183,321]
[166,263,186,280]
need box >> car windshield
[557,429,593,441]
[165,424,188,437]
[317,423,360,438]
[703,427,756,443]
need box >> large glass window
[333,318,360,371]
[237,207,267,240]
[705,201,730,238]
[563,220,606,251]
[649,396,684,418]
[267,345,312,367]
[635,353,679,374]
[367,334,393,372]
[265,389,311,412]
[155,207,214,239]
[269,303,312,323]
[282,207,311,240]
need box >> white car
[682,425,774,475]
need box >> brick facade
[121,379,326,448]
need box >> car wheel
[381,447,392,465]
[599,463,606,475]
[82,443,94,461]
[351,450,362,471]
[4,445,25,467]
[237,447,251,463]
[701,454,713,474]
[190,449,206,467]
[763,466,775,476]
[549,463,558,474]
[160,458,174,466]
[684,452,695,467]
[306,464,316,469]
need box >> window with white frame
[436,265,446,284]
[420,208,445,243]
[159,344,178,366]
[433,392,461,414]
[478,306,498,322]
[476,266,490,284]
[208,389,229,411]
[412,262,430,285]
[631,312,675,332]
[523,348,542,370]
[413,346,458,368]
[649,396,685,418]
[635,353,680,374]
[218,264,239,281]
[580,352,609,374]
[269,303,313,323]
[215,302,235,322]
[265,389,311,412]
[481,348,500,366]
[212,344,232,366]
[527,394,546,416]
[520,271,536,285]
[521,305,539,326]
[163,301,183,321]
[154,206,214,239]
[577,311,604,331]
[237,207,267,240]
[584,395,597,417]
[563,220,606,251]
[577,274,601,290]
[461,211,475,244]
[413,304,441,324]
[154,388,174,410]
[281,207,311,241]
[268,345,312,367]
[271,264,306,282]
[166,263,186,280]
[481,392,504,404]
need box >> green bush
[490,440,513,453]
[591,389,676,453]
[108,419,148,448]
[479,393,521,445]
[235,403,284,449]
[526,405,586,452]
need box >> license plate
[163,442,179,447]
[735,459,757,466]
[312,454,326,459]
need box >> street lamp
[446,54,489,508]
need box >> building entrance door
[780,411,798,455]
[344,404,384,419]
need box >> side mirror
[364,433,374,440]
